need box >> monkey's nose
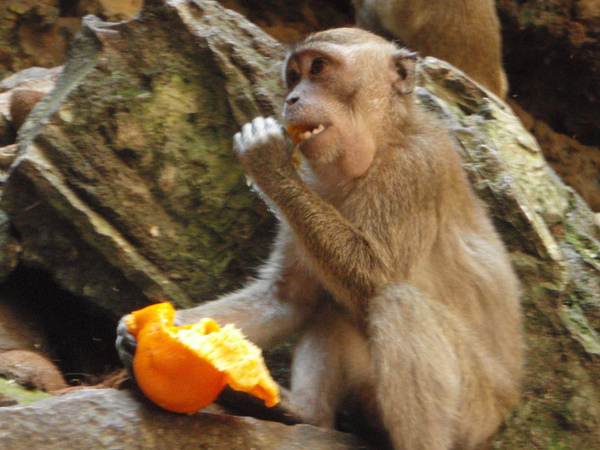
[285,94,299,106]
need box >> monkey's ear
[391,49,418,95]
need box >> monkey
[352,0,509,98]
[117,28,522,449]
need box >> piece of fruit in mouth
[286,124,325,143]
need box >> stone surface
[496,0,600,212]
[0,1,80,75]
[0,350,67,392]
[219,0,354,44]
[2,0,289,316]
[0,66,63,160]
[0,210,19,281]
[0,291,47,355]
[0,388,366,449]
[498,0,600,148]
[509,101,600,212]
[417,57,600,448]
[0,378,51,407]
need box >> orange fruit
[285,125,305,144]
[125,302,280,414]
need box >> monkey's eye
[287,70,300,87]
[310,58,326,76]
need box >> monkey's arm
[235,117,393,321]
[115,229,321,368]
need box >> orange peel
[125,302,280,413]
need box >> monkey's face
[282,44,380,176]
[281,33,417,181]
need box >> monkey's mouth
[285,124,326,143]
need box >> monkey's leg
[368,283,462,450]
[288,302,369,428]
[218,302,371,428]
[196,293,334,426]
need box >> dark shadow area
[0,265,122,384]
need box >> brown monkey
[352,0,508,97]
[117,28,522,449]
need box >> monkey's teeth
[297,124,325,142]
[312,124,325,135]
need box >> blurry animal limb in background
[352,0,508,97]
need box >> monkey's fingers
[250,116,285,145]
[233,130,244,154]
[217,385,305,425]
[234,117,292,157]
[115,317,137,373]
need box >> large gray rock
[1,0,287,316]
[0,388,366,449]
[497,0,600,212]
[417,58,600,448]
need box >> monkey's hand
[115,316,137,373]
[233,117,298,186]
[116,312,189,375]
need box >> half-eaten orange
[125,302,280,413]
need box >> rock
[10,90,48,131]
[510,96,600,213]
[0,266,124,381]
[78,0,144,22]
[0,388,366,449]
[498,0,599,148]
[0,1,80,74]
[497,0,600,212]
[0,350,67,392]
[0,144,18,171]
[219,0,354,44]
[2,0,289,316]
[0,114,14,147]
[0,210,19,281]
[0,276,62,391]
[0,67,62,94]
[0,391,17,407]
[0,290,47,355]
[0,377,52,406]
[417,56,600,448]
[532,120,600,212]
[0,66,62,146]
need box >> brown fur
[353,0,508,97]
[119,28,522,449]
